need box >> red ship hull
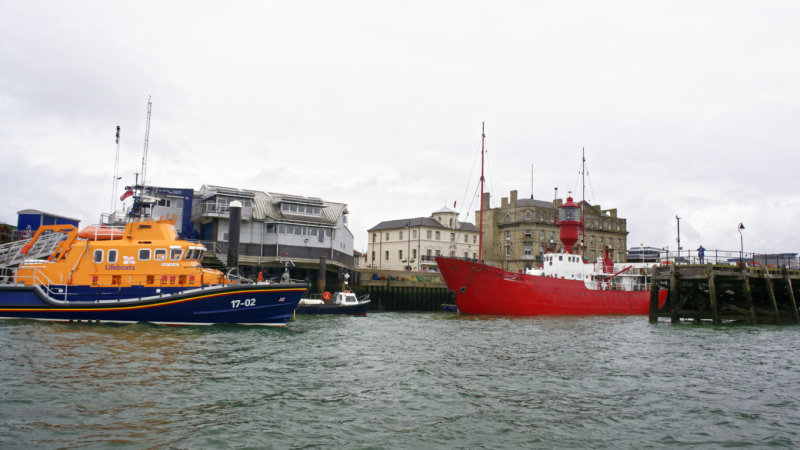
[436,257,667,316]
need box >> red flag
[453,200,456,208]
[120,188,134,201]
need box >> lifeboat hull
[436,257,667,316]
[0,283,307,326]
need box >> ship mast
[140,96,152,194]
[129,97,153,220]
[580,148,586,257]
[478,122,485,264]
[110,125,121,214]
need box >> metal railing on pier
[630,248,798,269]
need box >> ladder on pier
[0,232,66,269]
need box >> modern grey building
[191,185,353,280]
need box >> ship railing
[5,265,68,299]
[0,231,67,269]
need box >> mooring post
[782,267,800,323]
[763,267,780,323]
[708,263,719,325]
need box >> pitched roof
[369,216,478,232]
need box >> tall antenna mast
[110,125,121,214]
[479,122,485,264]
[140,96,152,191]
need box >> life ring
[322,291,332,301]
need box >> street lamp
[738,223,745,265]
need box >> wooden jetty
[649,264,800,324]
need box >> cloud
[1,1,799,257]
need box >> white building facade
[366,207,479,271]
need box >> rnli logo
[279,297,285,302]
[123,256,136,264]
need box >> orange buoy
[322,291,332,301]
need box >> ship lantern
[558,196,581,254]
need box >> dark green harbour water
[1,313,798,448]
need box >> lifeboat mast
[129,97,153,220]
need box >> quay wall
[353,268,451,311]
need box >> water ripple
[2,315,800,448]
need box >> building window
[435,249,441,256]
[539,212,544,221]
[385,251,389,260]
[505,214,511,223]
[590,236,595,244]
[399,250,403,260]
[426,230,432,239]
[412,230,417,238]
[371,251,376,262]
[450,233,455,242]
[412,249,417,259]
[524,243,532,255]
[473,236,477,244]
[435,231,440,240]
[525,211,531,221]
[540,230,545,239]
[399,231,404,240]
[464,234,469,243]
[372,233,377,243]
[505,231,510,241]
[524,229,532,237]
[385,232,390,241]
[505,245,511,257]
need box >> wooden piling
[708,264,719,325]
[783,267,800,323]
[669,265,680,323]
[650,264,800,324]
[742,270,756,324]
[649,273,660,324]
[763,267,780,323]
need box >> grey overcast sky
[1,1,798,255]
